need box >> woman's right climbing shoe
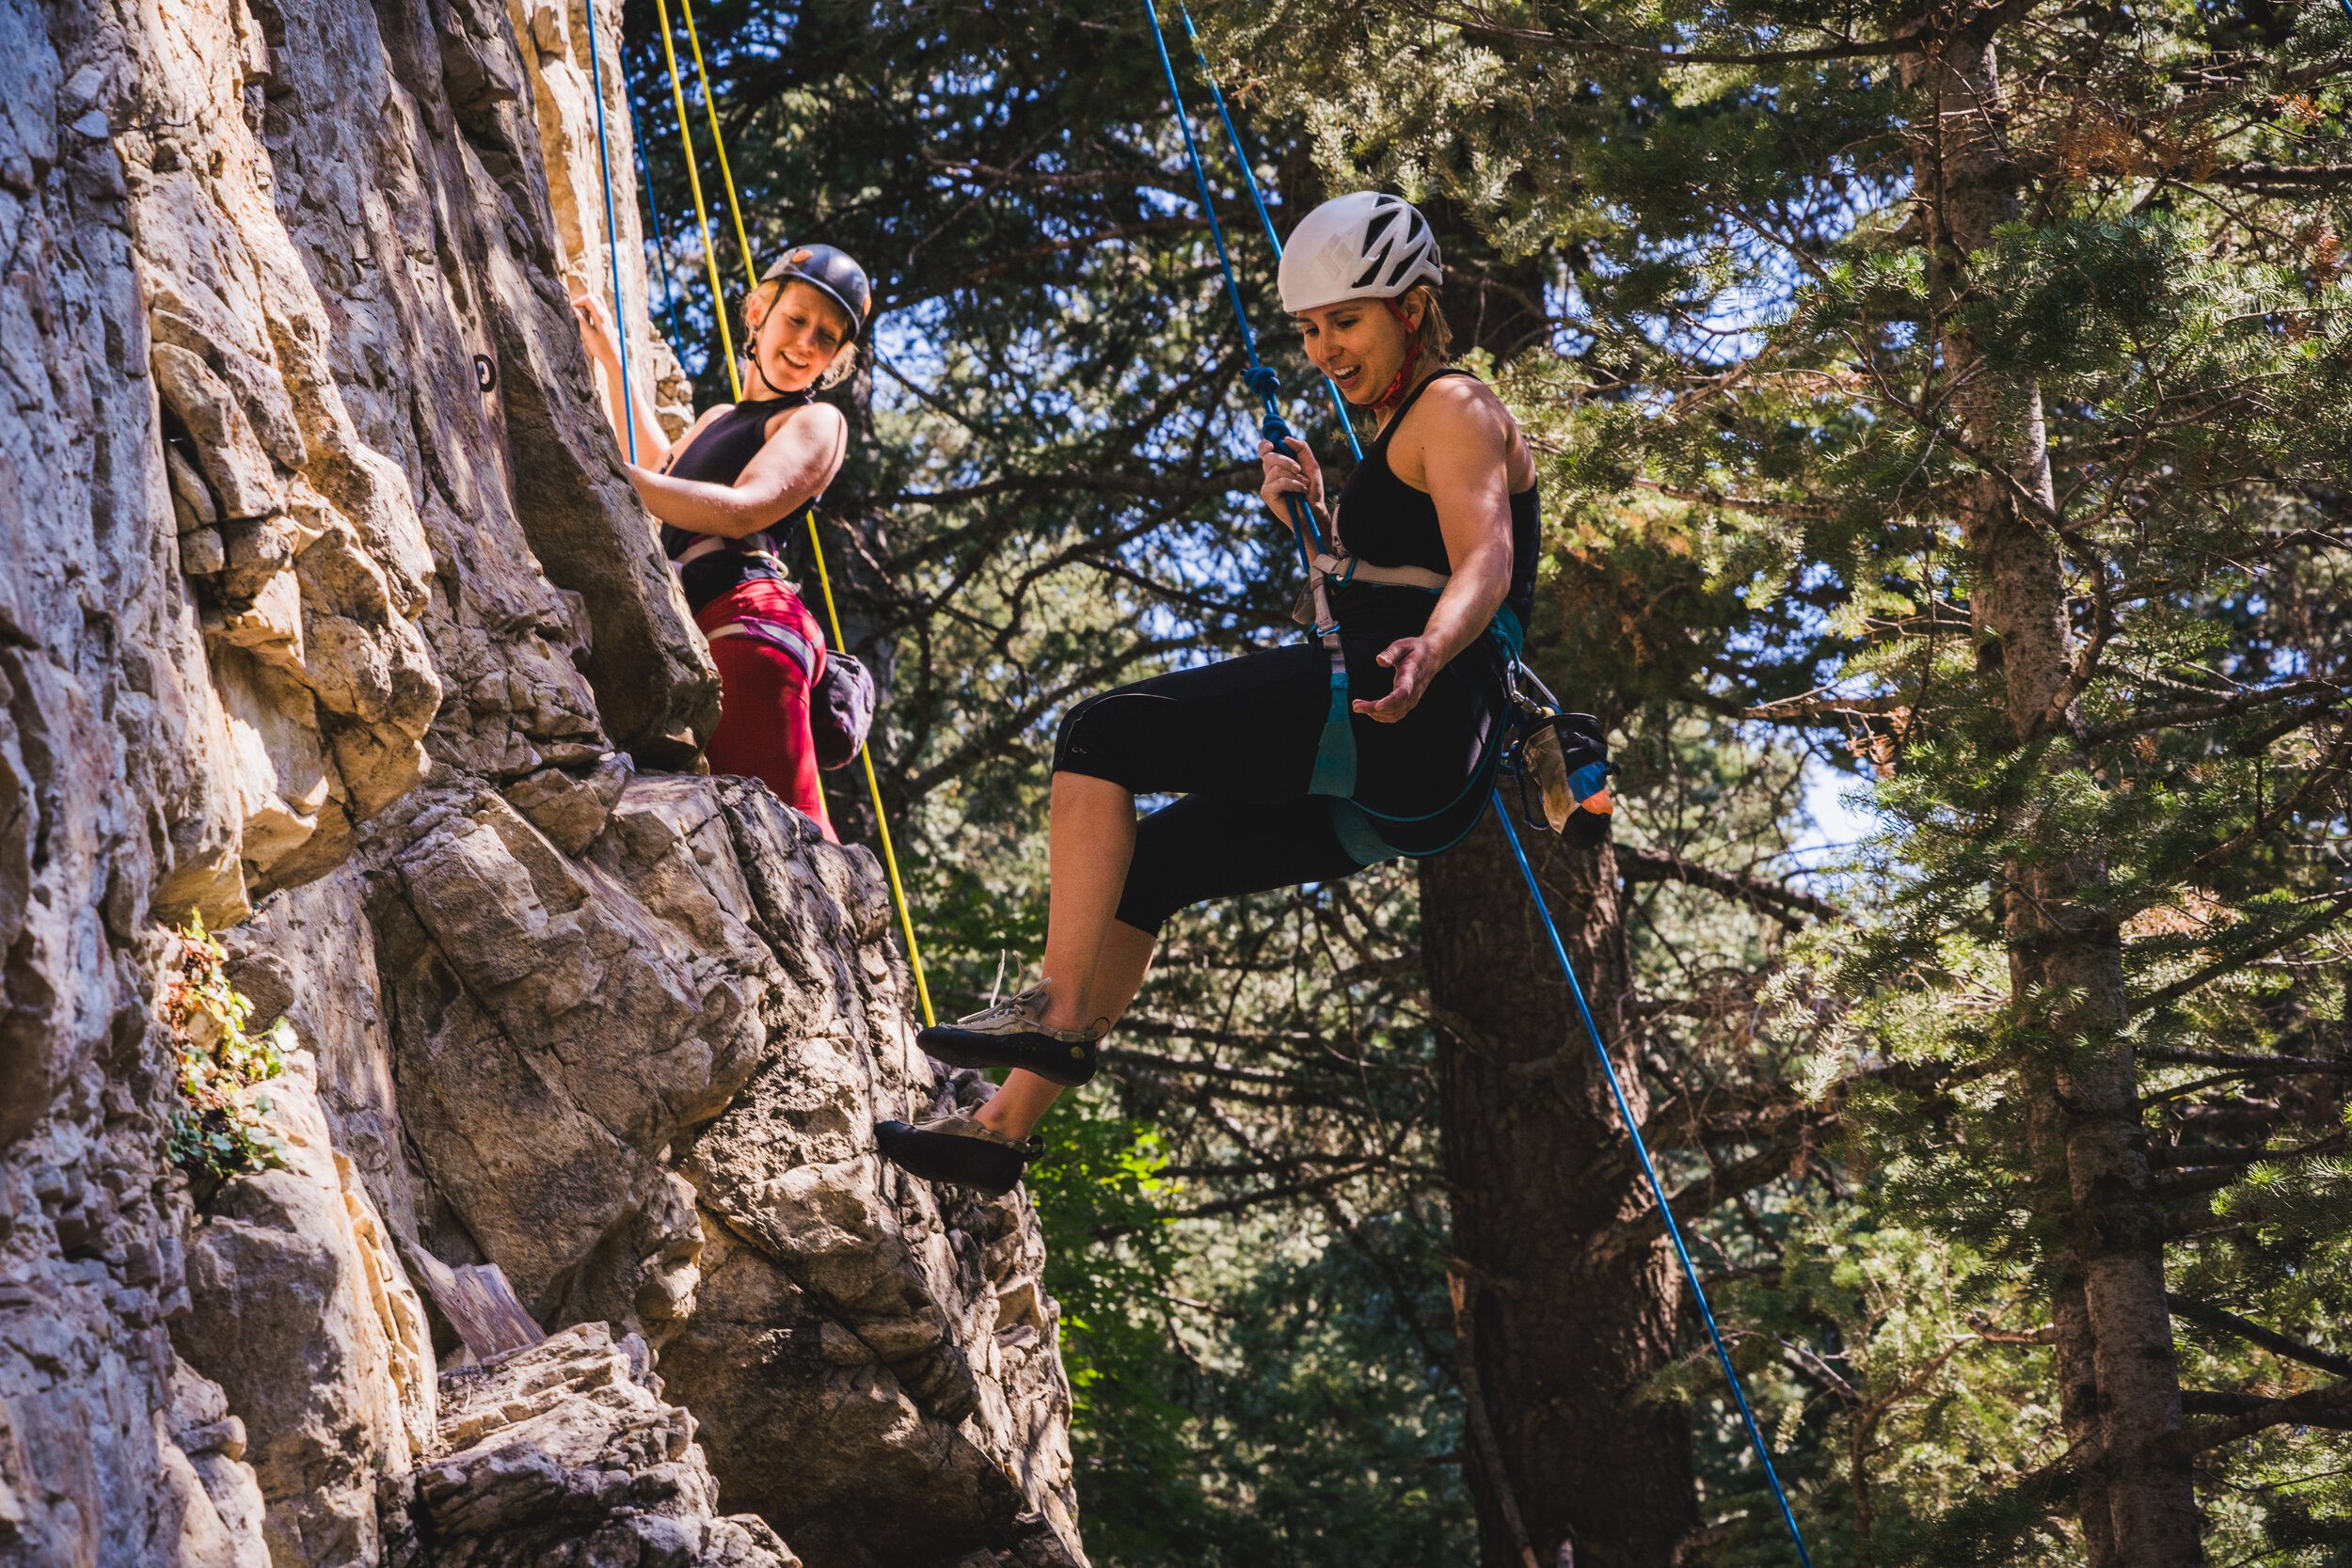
[874,1113,1042,1196]
[915,986,1104,1086]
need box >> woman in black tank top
[879,194,1544,1196]
[568,246,873,840]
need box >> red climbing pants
[696,578,836,842]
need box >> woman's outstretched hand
[565,271,619,367]
[1356,636,1438,722]
[1257,436,1325,535]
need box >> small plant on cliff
[165,916,289,1180]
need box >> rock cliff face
[0,0,1082,1564]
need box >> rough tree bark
[1413,222,1697,1568]
[1917,8,2203,1564]
[1423,816,1697,1568]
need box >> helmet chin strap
[747,348,796,401]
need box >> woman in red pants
[570,245,871,839]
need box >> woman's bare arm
[627,402,849,539]
[568,274,675,467]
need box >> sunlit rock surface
[0,0,1081,1562]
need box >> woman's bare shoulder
[1416,372,1513,434]
[763,399,848,441]
[1397,372,1519,476]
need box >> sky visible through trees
[622,3,2352,1563]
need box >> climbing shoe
[874,1114,1042,1197]
[915,986,1104,1087]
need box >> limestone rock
[217,867,424,1253]
[163,1358,273,1568]
[502,752,634,856]
[151,341,286,521]
[2,0,1083,1563]
[367,778,770,1330]
[175,1050,436,1568]
[660,790,1086,1568]
[368,768,1085,1564]
[383,1322,797,1568]
[0,0,237,1554]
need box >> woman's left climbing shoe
[874,1114,1043,1197]
[915,986,1104,1086]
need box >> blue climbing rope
[582,0,635,463]
[1173,5,1361,464]
[1146,9,1819,1563]
[1137,0,1324,568]
[1141,0,1362,799]
[1494,800,1816,1567]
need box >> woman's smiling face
[750,279,852,393]
[1295,295,1417,405]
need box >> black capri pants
[1053,637,1503,933]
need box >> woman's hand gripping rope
[567,269,675,494]
[1257,434,1328,540]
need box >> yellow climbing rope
[649,0,738,393]
[649,0,936,1026]
[675,0,757,290]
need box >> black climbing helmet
[760,244,872,343]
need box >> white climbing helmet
[1278,192,1443,314]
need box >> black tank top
[660,392,819,615]
[1327,369,1539,647]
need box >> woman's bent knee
[1052,689,1156,789]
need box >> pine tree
[1198,0,2352,1561]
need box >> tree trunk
[1918,11,2202,1563]
[1414,199,1695,1568]
[1422,816,1698,1568]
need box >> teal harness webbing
[1136,12,1819,1564]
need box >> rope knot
[1243,364,1282,401]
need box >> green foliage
[643,0,2352,1560]
[1026,1105,1181,1415]
[165,917,289,1180]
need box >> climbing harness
[580,0,937,1025]
[1140,9,1816,1563]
